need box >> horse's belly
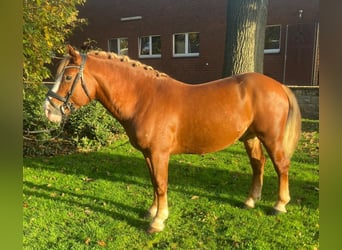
[175,125,246,154]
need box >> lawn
[23,120,319,249]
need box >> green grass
[23,120,319,249]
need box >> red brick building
[69,0,319,85]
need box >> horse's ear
[67,45,77,59]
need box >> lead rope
[23,115,68,142]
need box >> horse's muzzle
[44,99,63,123]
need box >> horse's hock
[289,86,319,120]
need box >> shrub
[23,84,60,139]
[65,101,124,151]
[23,84,124,156]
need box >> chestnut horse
[45,45,301,233]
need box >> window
[264,25,281,54]
[108,38,128,55]
[173,32,200,57]
[139,35,161,58]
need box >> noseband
[46,53,91,115]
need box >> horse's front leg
[144,152,170,233]
[145,191,158,220]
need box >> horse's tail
[281,85,302,159]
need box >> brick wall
[289,86,319,120]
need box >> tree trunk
[222,0,269,77]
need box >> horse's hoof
[146,219,165,234]
[146,226,162,234]
[241,203,254,210]
[268,208,286,216]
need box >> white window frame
[264,25,281,54]
[108,37,128,55]
[138,35,162,58]
[173,32,200,57]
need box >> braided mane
[87,50,168,78]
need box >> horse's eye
[66,75,73,81]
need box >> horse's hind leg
[243,137,266,209]
[262,141,291,213]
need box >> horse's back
[173,75,254,154]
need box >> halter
[46,53,91,115]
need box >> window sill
[139,55,162,59]
[264,49,280,54]
[173,53,200,58]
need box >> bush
[65,101,124,151]
[23,84,124,156]
[23,84,60,139]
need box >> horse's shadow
[24,147,318,230]
[23,180,148,229]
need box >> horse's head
[44,45,94,123]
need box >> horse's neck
[89,57,154,121]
